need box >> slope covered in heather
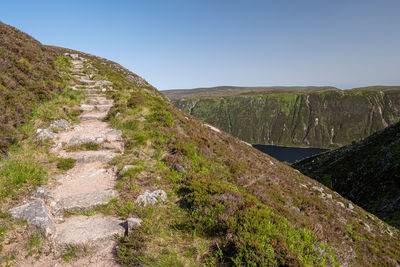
[0,23,399,266]
[164,86,400,148]
[293,121,400,228]
[0,22,67,152]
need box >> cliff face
[293,121,400,228]
[167,88,400,148]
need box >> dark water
[252,144,328,163]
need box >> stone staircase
[9,54,133,265]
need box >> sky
[1,0,400,90]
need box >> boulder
[49,119,71,131]
[136,190,167,206]
[9,199,55,237]
[126,217,142,234]
[347,203,354,210]
[106,129,122,141]
[36,129,56,140]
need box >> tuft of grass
[56,158,76,171]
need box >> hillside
[164,86,400,148]
[293,121,400,228]
[0,22,65,153]
[0,22,399,266]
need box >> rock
[347,203,354,210]
[36,129,56,140]
[66,136,105,147]
[53,190,116,215]
[136,190,167,206]
[49,119,71,131]
[64,151,119,163]
[80,113,107,120]
[127,75,147,87]
[9,199,55,237]
[55,174,64,182]
[138,116,146,121]
[106,129,123,141]
[35,187,54,200]
[121,165,134,173]
[80,104,95,111]
[127,217,142,234]
[326,194,332,199]
[55,215,125,246]
[115,112,121,118]
[312,185,324,193]
[173,164,184,173]
[336,201,345,208]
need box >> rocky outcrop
[165,87,400,148]
[136,190,167,206]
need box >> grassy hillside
[0,21,68,153]
[164,87,400,148]
[293,121,400,228]
[0,23,399,266]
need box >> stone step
[55,215,125,246]
[87,99,113,105]
[9,199,55,237]
[53,190,116,215]
[96,104,113,111]
[79,89,103,93]
[65,135,105,147]
[80,112,107,120]
[63,150,119,163]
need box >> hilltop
[0,22,399,266]
[293,121,400,228]
[164,86,400,148]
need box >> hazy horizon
[2,0,400,90]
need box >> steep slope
[293,121,400,228]
[164,86,400,148]
[0,24,399,266]
[0,21,66,152]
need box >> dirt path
[10,55,128,266]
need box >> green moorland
[164,86,400,148]
[294,121,400,229]
[0,22,399,266]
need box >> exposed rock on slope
[164,86,400,148]
[293,121,400,228]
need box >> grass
[56,157,76,171]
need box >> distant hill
[164,86,400,148]
[293,121,400,228]
[164,85,339,100]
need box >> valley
[164,86,400,148]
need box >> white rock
[136,190,167,206]
[36,129,56,140]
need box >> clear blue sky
[2,0,400,90]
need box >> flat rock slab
[80,112,107,121]
[66,135,105,147]
[96,104,113,111]
[53,190,116,215]
[9,199,55,237]
[63,150,119,163]
[55,215,125,246]
[87,99,113,105]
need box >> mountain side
[0,21,67,152]
[293,121,400,228]
[0,23,399,266]
[164,86,400,148]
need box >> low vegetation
[294,121,400,228]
